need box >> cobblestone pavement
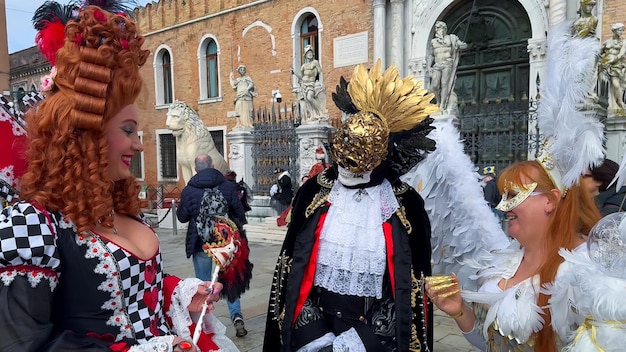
[157,227,475,352]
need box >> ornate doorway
[441,0,532,172]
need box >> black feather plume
[79,0,139,15]
[32,1,77,30]
[388,117,437,176]
[332,76,359,115]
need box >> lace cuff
[127,336,175,352]
[167,278,204,340]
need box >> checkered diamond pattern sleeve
[0,202,60,284]
[0,202,60,351]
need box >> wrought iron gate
[251,103,300,195]
[458,98,540,173]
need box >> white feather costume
[401,19,610,351]
[548,248,626,352]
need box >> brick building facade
[7,0,626,190]
[131,0,373,188]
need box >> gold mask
[331,111,389,174]
[496,182,542,212]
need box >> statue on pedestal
[229,65,257,129]
[165,101,229,183]
[573,0,598,38]
[292,45,327,123]
[429,21,467,114]
[600,23,626,115]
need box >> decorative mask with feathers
[331,60,439,183]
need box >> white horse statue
[165,101,229,183]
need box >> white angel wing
[401,116,511,291]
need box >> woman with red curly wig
[0,2,236,351]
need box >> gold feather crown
[331,60,439,176]
[346,60,439,132]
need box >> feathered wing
[401,116,510,291]
[548,249,626,351]
[537,21,605,187]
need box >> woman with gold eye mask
[426,159,602,352]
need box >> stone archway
[443,0,532,104]
[408,0,548,100]
[408,0,545,172]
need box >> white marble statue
[229,65,257,130]
[429,21,467,114]
[292,45,327,123]
[165,101,229,183]
[600,23,626,114]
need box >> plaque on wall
[333,32,368,68]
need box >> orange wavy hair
[497,160,601,352]
[20,6,150,234]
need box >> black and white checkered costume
[0,202,180,350]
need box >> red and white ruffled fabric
[0,102,28,202]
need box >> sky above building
[6,0,152,54]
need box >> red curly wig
[498,160,601,352]
[20,6,150,235]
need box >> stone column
[373,0,386,68]
[604,117,626,164]
[526,37,548,161]
[527,37,547,101]
[295,123,334,182]
[389,0,405,73]
[226,129,255,188]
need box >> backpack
[196,186,229,243]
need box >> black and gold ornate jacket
[263,167,433,352]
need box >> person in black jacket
[588,158,626,215]
[272,167,294,214]
[177,154,249,337]
[481,166,504,222]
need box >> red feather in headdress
[32,1,78,65]
[32,1,139,65]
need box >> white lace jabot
[314,179,399,298]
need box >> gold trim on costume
[396,205,412,234]
[304,171,335,218]
[269,249,292,330]
[410,269,422,352]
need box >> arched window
[162,51,173,104]
[292,9,323,89]
[300,15,319,63]
[198,36,221,103]
[205,40,219,98]
[154,46,175,107]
